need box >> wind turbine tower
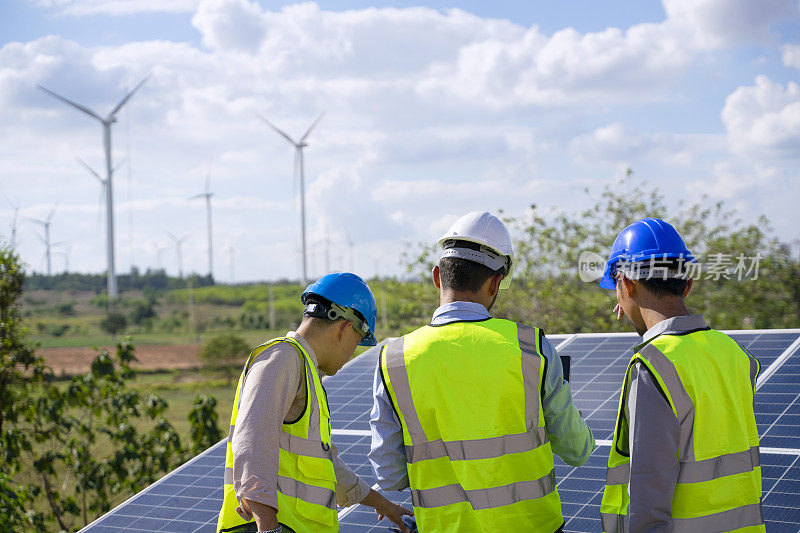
[1,189,19,249]
[38,76,149,299]
[257,112,324,285]
[190,166,214,278]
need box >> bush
[54,301,75,315]
[47,323,70,337]
[99,312,127,336]
[200,333,250,383]
[128,299,157,325]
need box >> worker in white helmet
[368,211,594,532]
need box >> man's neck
[439,290,488,308]
[639,299,691,331]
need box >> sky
[0,0,798,283]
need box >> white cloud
[662,0,799,47]
[688,162,782,199]
[783,43,800,69]
[30,0,199,16]
[722,75,800,156]
[569,123,722,166]
[2,1,798,279]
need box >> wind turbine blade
[256,113,296,146]
[205,164,212,195]
[189,193,205,200]
[109,74,150,117]
[37,85,103,121]
[47,202,58,223]
[300,111,325,143]
[112,158,125,175]
[23,215,45,226]
[77,157,104,183]
[166,231,178,243]
[0,185,16,208]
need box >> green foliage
[0,246,223,532]
[188,395,223,455]
[128,299,158,325]
[201,333,250,384]
[46,323,69,337]
[54,301,75,316]
[25,268,214,292]
[99,312,127,336]
[403,171,800,333]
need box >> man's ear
[432,265,442,290]
[683,277,693,298]
[488,273,503,295]
[620,276,636,299]
[337,320,351,341]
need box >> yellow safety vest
[217,337,339,533]
[601,328,764,533]
[380,318,563,532]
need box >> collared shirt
[368,301,595,491]
[626,314,709,532]
[231,331,371,512]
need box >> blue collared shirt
[368,301,594,491]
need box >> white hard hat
[437,211,515,289]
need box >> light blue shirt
[368,301,594,491]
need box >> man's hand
[239,498,279,530]
[360,488,414,533]
[613,303,625,321]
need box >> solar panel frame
[78,328,800,533]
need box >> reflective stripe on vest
[381,319,563,532]
[600,329,764,533]
[217,337,338,533]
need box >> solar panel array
[79,329,800,533]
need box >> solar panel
[79,329,800,533]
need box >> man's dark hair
[439,257,504,293]
[638,277,689,298]
[629,258,690,297]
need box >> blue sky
[0,0,798,282]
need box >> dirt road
[40,344,202,375]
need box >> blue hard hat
[301,272,378,346]
[599,218,695,289]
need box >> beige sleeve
[231,343,304,510]
[332,443,372,507]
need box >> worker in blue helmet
[218,272,412,533]
[598,218,764,533]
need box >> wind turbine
[24,204,58,276]
[38,75,149,299]
[190,165,214,279]
[1,188,19,249]
[257,112,324,285]
[56,242,72,273]
[166,231,189,279]
[151,241,169,271]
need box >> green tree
[188,395,223,455]
[99,312,127,336]
[403,171,800,333]
[200,332,250,384]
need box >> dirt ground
[41,344,202,375]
